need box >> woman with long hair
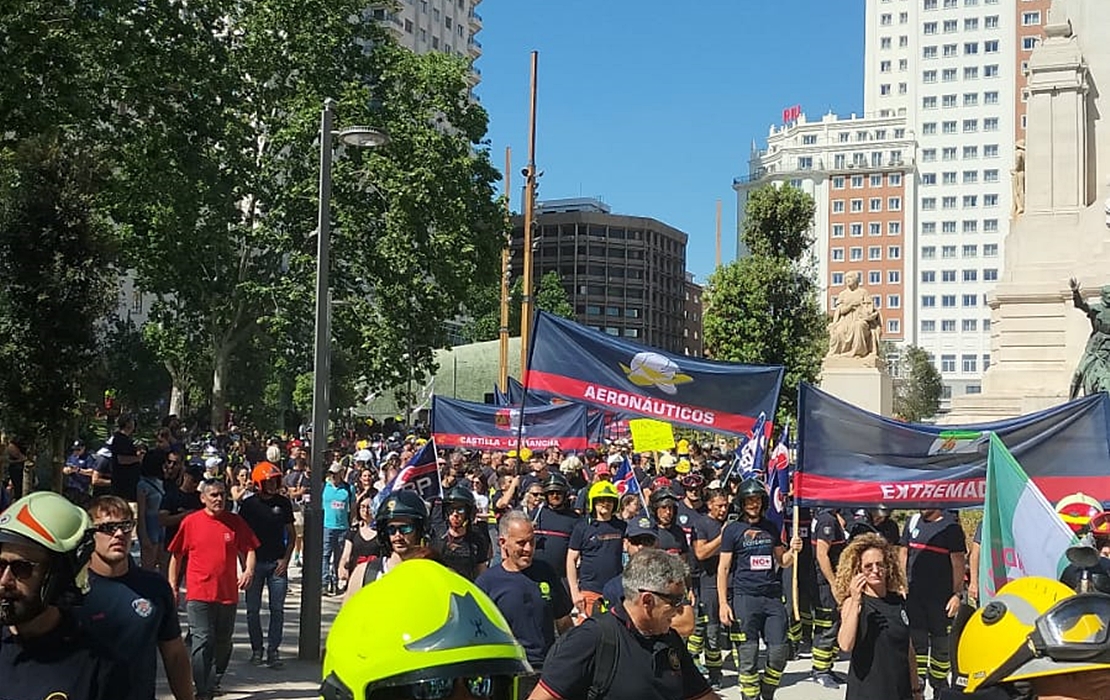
[338,496,378,591]
[835,532,922,700]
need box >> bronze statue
[1069,277,1110,398]
[828,271,882,359]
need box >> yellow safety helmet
[676,439,689,456]
[588,481,620,513]
[957,576,1110,692]
[675,458,691,474]
[322,559,529,700]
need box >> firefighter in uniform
[810,508,847,688]
[691,486,730,689]
[718,479,803,700]
[432,486,492,581]
[649,487,689,558]
[900,508,966,696]
[782,504,816,658]
[531,473,580,592]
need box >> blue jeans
[246,560,288,655]
[322,527,346,586]
[186,601,237,695]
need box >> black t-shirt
[691,514,725,597]
[107,431,139,501]
[675,502,704,548]
[532,507,580,579]
[538,605,710,700]
[476,560,572,666]
[160,485,201,548]
[654,522,690,559]
[721,518,784,598]
[238,494,295,562]
[431,527,492,581]
[875,518,901,547]
[0,609,129,700]
[79,562,182,700]
[345,526,381,570]
[813,510,847,585]
[846,593,914,700]
[568,518,626,594]
[901,514,967,598]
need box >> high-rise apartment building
[1015,0,1049,139]
[863,0,1018,405]
[735,113,918,352]
[509,198,690,354]
[373,0,483,85]
[684,273,705,357]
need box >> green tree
[893,345,943,422]
[102,2,503,429]
[0,137,118,484]
[703,184,825,426]
[464,270,575,342]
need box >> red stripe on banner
[796,472,1110,506]
[524,369,758,434]
[432,432,589,451]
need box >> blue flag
[378,439,442,503]
[613,454,641,497]
[765,425,791,541]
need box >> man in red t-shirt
[168,479,258,700]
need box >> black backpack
[587,612,621,700]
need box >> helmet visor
[981,593,1110,688]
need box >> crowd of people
[4,413,1110,700]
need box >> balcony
[469,10,483,29]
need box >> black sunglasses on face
[0,558,41,581]
[92,520,136,535]
[640,588,687,609]
[385,523,416,536]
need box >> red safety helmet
[1056,492,1104,534]
[251,461,283,486]
[1089,511,1110,538]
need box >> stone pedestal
[820,358,894,417]
[944,0,1110,424]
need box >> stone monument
[820,271,894,415]
[944,0,1110,422]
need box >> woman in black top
[836,532,922,700]
[338,497,379,589]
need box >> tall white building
[864,0,1017,406]
[373,0,483,85]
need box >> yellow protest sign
[628,419,676,453]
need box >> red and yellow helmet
[1056,492,1103,534]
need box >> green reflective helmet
[322,559,530,700]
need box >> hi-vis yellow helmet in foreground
[957,576,1110,692]
[322,559,530,700]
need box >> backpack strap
[587,612,621,700]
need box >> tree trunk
[211,344,230,431]
[169,377,186,418]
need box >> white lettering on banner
[455,436,563,449]
[582,385,717,427]
[878,479,987,501]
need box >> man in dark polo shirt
[529,548,718,700]
[477,511,572,699]
[80,496,193,700]
[238,462,296,668]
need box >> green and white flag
[979,432,1079,599]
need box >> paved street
[157,565,850,700]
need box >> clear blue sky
[475,0,865,283]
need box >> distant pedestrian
[81,495,194,700]
[322,463,351,596]
[167,479,259,700]
[238,462,295,669]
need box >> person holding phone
[836,532,922,700]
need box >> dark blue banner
[796,383,1110,508]
[432,395,590,451]
[526,311,783,435]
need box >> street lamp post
[300,98,388,661]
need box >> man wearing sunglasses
[530,548,719,700]
[80,495,194,700]
[0,491,128,700]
